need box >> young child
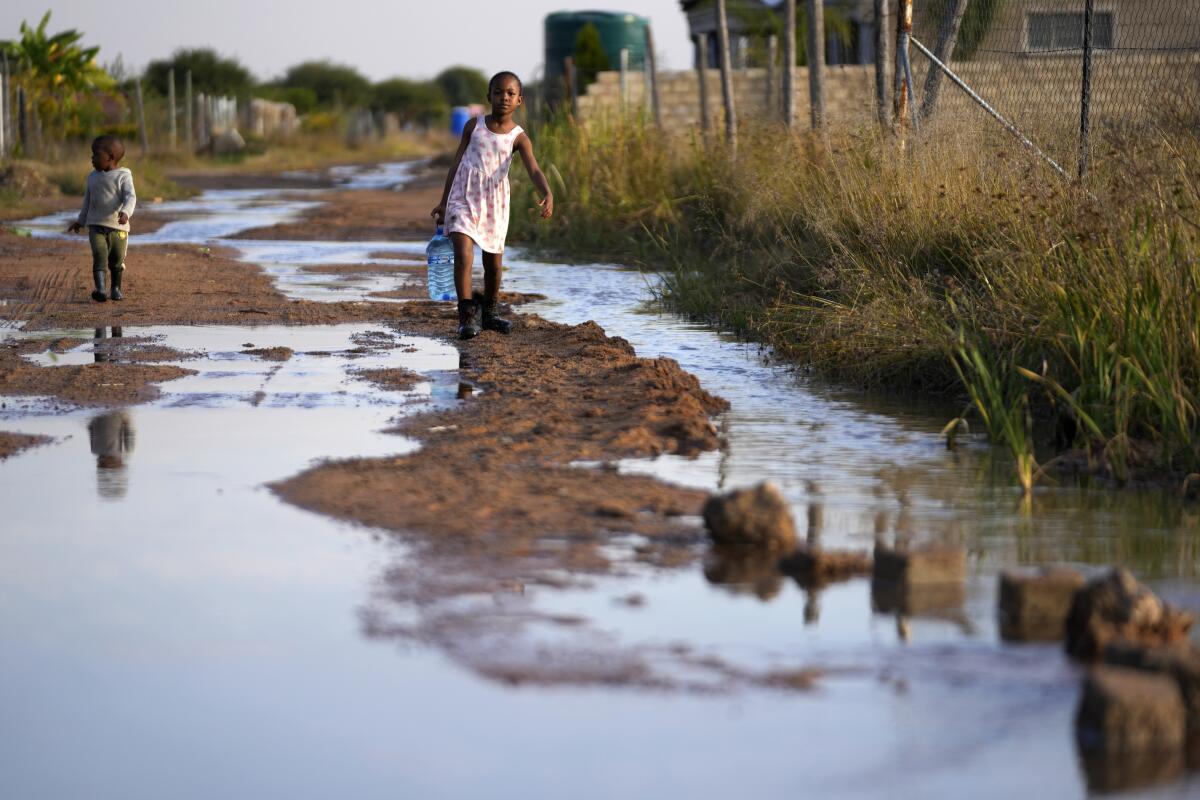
[431,71,553,339]
[67,134,137,302]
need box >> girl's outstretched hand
[537,193,554,220]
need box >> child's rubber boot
[457,298,481,340]
[91,270,107,303]
[109,264,124,301]
[481,300,512,334]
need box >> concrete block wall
[578,53,1200,138]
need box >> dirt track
[0,172,730,659]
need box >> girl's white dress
[446,116,523,254]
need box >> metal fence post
[1078,0,1095,180]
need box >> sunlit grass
[511,111,1200,487]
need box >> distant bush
[254,85,318,115]
[434,66,488,106]
[301,111,342,134]
[372,78,449,127]
[144,48,255,96]
[281,61,371,108]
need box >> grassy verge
[510,114,1200,489]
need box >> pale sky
[1,2,694,84]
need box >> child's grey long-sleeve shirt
[76,168,137,231]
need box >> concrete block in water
[998,568,1085,642]
[872,545,966,585]
[871,578,966,617]
[1076,666,1186,756]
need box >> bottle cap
[436,224,444,235]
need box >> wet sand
[0,430,51,460]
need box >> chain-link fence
[907,0,1200,178]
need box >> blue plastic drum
[450,107,471,136]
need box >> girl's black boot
[476,290,512,334]
[457,299,481,340]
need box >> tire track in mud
[2,268,74,328]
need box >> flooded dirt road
[2,162,1199,799]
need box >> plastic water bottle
[426,225,455,301]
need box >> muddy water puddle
[4,165,1200,798]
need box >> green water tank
[544,10,650,94]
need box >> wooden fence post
[0,53,8,158]
[167,69,177,150]
[716,0,738,153]
[619,48,629,113]
[695,33,711,136]
[920,0,969,122]
[783,0,796,129]
[894,0,914,138]
[185,70,194,152]
[807,0,826,129]
[134,79,149,157]
[564,56,576,115]
[874,0,892,128]
[766,34,778,119]
[645,25,662,128]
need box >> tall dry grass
[511,112,1200,487]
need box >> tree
[724,0,851,66]
[281,61,371,108]
[0,11,113,143]
[372,78,448,127]
[434,66,488,106]
[254,85,318,115]
[573,23,610,90]
[144,48,254,97]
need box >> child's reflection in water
[88,410,135,499]
[92,326,123,363]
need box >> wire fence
[908,0,1200,178]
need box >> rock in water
[702,482,797,552]
[1065,568,1194,661]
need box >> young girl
[431,71,553,339]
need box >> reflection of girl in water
[88,410,135,499]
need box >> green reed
[511,112,1200,486]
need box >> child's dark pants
[88,225,127,295]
